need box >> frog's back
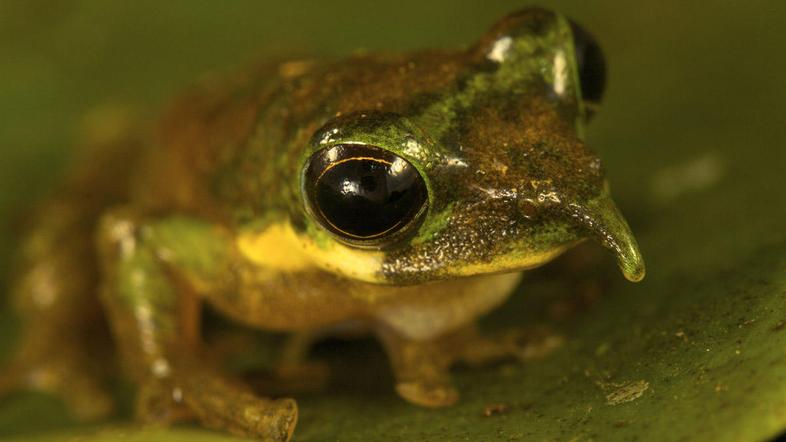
[131,50,468,224]
[127,61,286,220]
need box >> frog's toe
[197,395,298,441]
[247,398,298,442]
[396,380,459,408]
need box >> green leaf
[1,1,785,441]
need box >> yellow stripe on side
[236,222,386,283]
[236,223,314,272]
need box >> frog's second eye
[569,20,607,108]
[303,144,428,246]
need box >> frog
[0,7,644,441]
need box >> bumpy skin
[1,8,645,441]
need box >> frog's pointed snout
[565,194,646,282]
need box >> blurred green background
[1,1,785,441]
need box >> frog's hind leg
[0,202,115,420]
[0,107,143,420]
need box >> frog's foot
[395,378,459,408]
[137,369,297,442]
[0,347,114,421]
[457,326,565,366]
[376,328,459,408]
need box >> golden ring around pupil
[315,156,392,186]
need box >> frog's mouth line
[565,195,646,282]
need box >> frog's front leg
[97,209,297,441]
[377,324,564,408]
[375,326,459,408]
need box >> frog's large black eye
[569,20,607,107]
[303,144,428,246]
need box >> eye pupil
[304,145,428,243]
[360,174,377,192]
[569,20,607,106]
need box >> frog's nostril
[517,198,538,220]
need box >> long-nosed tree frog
[2,8,644,441]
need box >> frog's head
[295,7,644,285]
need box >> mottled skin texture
[1,8,644,441]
